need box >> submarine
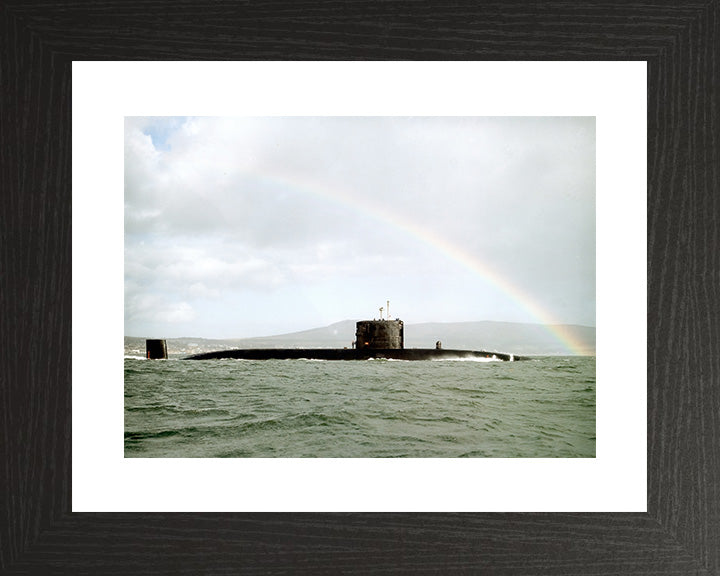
[182,303,522,362]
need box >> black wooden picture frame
[2,2,718,574]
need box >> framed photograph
[121,114,598,461]
[74,61,642,514]
[3,2,717,574]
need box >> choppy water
[125,356,595,458]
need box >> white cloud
[125,292,196,325]
[124,116,596,337]
[188,282,221,299]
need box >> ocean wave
[124,355,596,457]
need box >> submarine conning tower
[146,339,168,359]
[355,319,404,349]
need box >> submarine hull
[184,348,521,361]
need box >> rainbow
[252,172,591,355]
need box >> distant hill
[125,319,595,357]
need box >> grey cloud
[125,116,595,337]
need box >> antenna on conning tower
[387,300,390,320]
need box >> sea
[125,355,595,458]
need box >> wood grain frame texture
[1,1,718,574]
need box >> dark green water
[124,356,595,458]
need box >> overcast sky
[125,116,595,340]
